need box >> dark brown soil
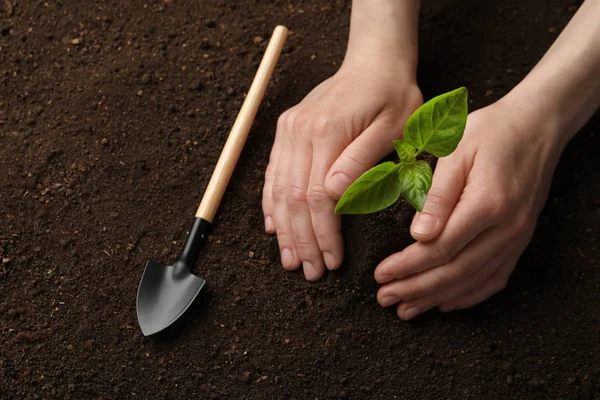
[1,0,598,399]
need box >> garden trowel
[136,25,288,336]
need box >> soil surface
[1,0,598,399]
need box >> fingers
[395,250,507,320]
[307,141,344,270]
[439,253,519,311]
[265,107,348,280]
[287,137,325,281]
[324,119,396,200]
[374,193,498,284]
[272,130,301,271]
[410,156,466,241]
[376,225,507,306]
[262,116,285,234]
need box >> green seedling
[335,87,468,214]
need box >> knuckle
[306,185,331,210]
[481,201,501,220]
[311,114,334,136]
[405,279,427,299]
[294,238,313,253]
[275,227,292,242]
[264,162,276,179]
[511,212,534,238]
[314,230,331,245]
[277,110,291,130]
[262,183,271,202]
[423,187,451,209]
[406,85,424,111]
[287,184,307,207]
[434,243,454,264]
[340,147,370,172]
[447,261,469,280]
[486,191,511,219]
[291,111,310,136]
[271,183,287,202]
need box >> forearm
[343,0,420,77]
[504,0,600,147]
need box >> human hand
[262,62,422,280]
[374,99,566,319]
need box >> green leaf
[404,87,468,157]
[398,161,432,212]
[393,140,417,163]
[335,162,402,214]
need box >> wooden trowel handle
[195,25,288,222]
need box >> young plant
[335,87,468,214]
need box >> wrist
[500,0,600,149]
[499,85,565,150]
[496,89,570,160]
[344,0,420,78]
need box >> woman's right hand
[262,60,422,281]
[262,0,422,280]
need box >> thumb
[325,121,396,200]
[410,157,466,241]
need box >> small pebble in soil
[253,36,264,44]
[190,80,203,91]
[100,138,109,145]
[137,90,143,96]
[141,73,152,85]
[200,38,210,49]
[527,377,543,390]
[241,371,251,383]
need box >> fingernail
[403,306,422,320]
[281,248,293,268]
[323,252,337,270]
[303,261,318,280]
[412,214,437,235]
[327,173,351,198]
[380,296,400,307]
[264,216,273,232]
